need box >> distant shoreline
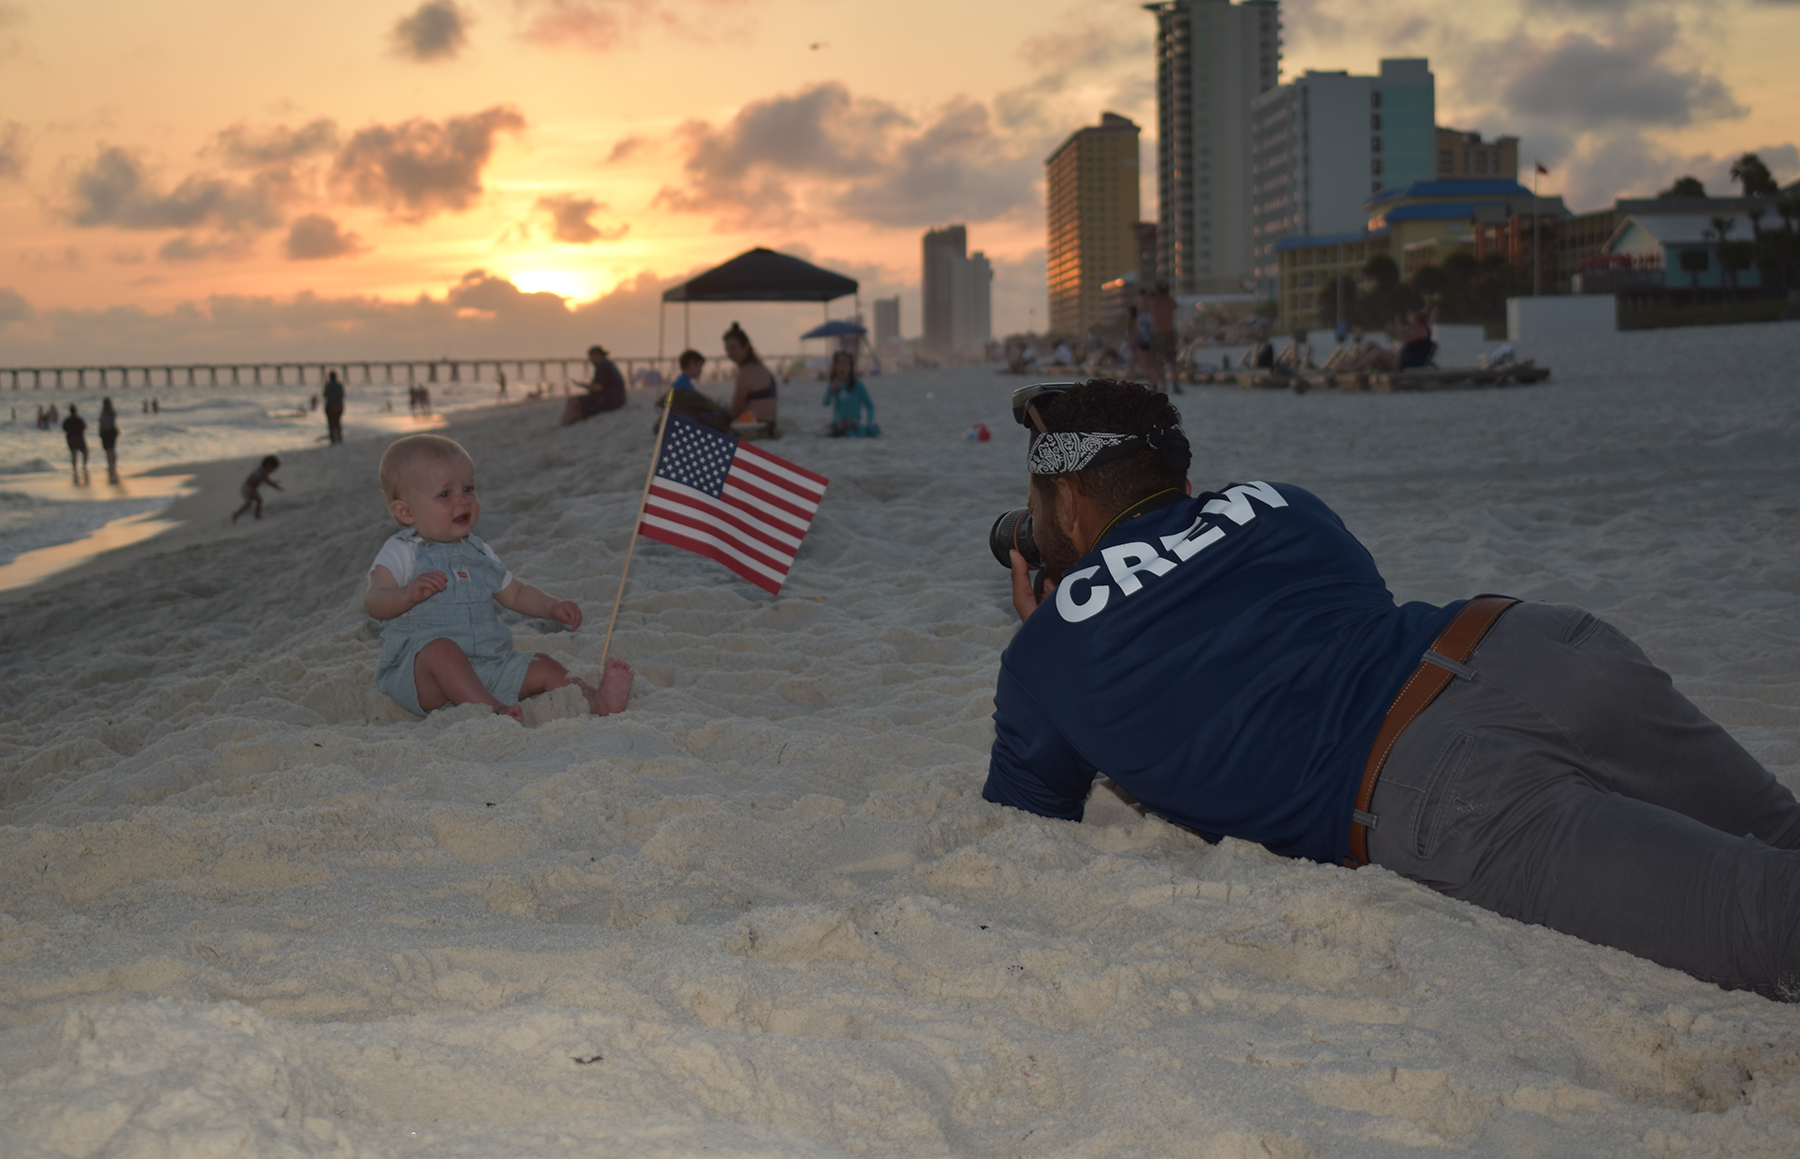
[0,396,560,605]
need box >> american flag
[640,418,829,594]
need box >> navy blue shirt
[984,482,1462,864]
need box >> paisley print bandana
[1027,431,1141,475]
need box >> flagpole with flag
[598,397,674,668]
[599,410,829,666]
[1533,161,1548,296]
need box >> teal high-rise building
[1372,59,1435,190]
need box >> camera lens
[989,507,1040,569]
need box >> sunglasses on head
[1010,382,1082,433]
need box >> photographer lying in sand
[365,434,632,721]
[984,378,1800,1000]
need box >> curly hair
[1030,378,1188,514]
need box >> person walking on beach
[323,371,345,445]
[62,403,89,483]
[98,397,120,484]
[231,455,282,523]
[822,350,877,437]
[724,322,777,428]
[364,433,633,720]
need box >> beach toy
[967,423,991,442]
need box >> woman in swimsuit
[724,322,777,426]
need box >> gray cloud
[509,0,748,52]
[0,286,32,325]
[284,214,365,260]
[834,98,1041,228]
[606,135,646,163]
[1500,21,1744,127]
[157,234,256,263]
[0,121,26,180]
[655,84,1037,230]
[213,119,339,168]
[68,146,290,231]
[534,194,626,243]
[333,106,525,222]
[392,0,472,62]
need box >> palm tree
[1729,153,1779,199]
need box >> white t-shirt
[369,530,513,589]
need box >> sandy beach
[4,321,1800,1156]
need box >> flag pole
[598,397,673,668]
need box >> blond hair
[378,434,472,521]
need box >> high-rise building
[922,226,966,354]
[1145,0,1282,295]
[1374,58,1435,190]
[1248,59,1437,289]
[1046,112,1143,336]
[921,226,993,354]
[961,251,992,351]
[1436,128,1518,180]
[873,297,901,347]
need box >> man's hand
[407,571,448,605]
[1010,550,1057,623]
[550,599,582,631]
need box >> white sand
[4,321,1800,1157]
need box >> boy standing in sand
[231,455,282,523]
[365,433,632,721]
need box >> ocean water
[0,378,541,588]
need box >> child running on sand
[231,456,282,523]
[365,433,632,721]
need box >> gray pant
[1367,602,1800,1000]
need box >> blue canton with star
[656,418,738,498]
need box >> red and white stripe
[640,440,828,594]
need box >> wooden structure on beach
[1190,361,1551,394]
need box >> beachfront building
[1046,113,1143,336]
[1436,129,1518,180]
[1272,179,1562,329]
[1146,0,1282,295]
[1599,214,1764,291]
[921,226,994,356]
[1249,60,1438,294]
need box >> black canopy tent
[659,248,860,360]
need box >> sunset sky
[0,0,1794,365]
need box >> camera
[988,507,1040,569]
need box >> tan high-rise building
[1046,112,1142,336]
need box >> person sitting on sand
[657,349,733,433]
[1347,307,1437,373]
[561,345,627,425]
[231,455,283,523]
[821,350,877,437]
[988,378,1800,1001]
[62,403,89,483]
[365,434,632,721]
[724,322,777,428]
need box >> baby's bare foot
[580,659,633,716]
[499,703,524,722]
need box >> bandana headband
[1027,431,1143,475]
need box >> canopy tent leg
[658,303,665,363]
[684,302,690,348]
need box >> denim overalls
[375,532,534,715]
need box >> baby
[365,433,632,721]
